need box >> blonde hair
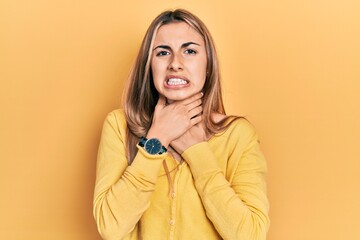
[124,9,240,163]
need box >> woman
[93,9,269,240]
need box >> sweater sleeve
[93,111,166,240]
[181,120,270,240]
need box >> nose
[168,53,183,71]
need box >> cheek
[193,59,207,84]
[151,61,160,83]
[150,61,166,92]
[150,60,157,77]
[151,60,167,78]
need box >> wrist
[146,129,170,148]
[171,139,201,155]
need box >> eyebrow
[153,41,200,51]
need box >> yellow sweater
[93,109,270,240]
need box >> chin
[165,93,192,102]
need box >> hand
[146,93,203,147]
[170,121,207,154]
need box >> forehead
[154,22,204,45]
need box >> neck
[166,99,175,104]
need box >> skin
[151,21,207,102]
[146,22,208,154]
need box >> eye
[156,51,170,57]
[185,49,197,55]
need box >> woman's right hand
[146,92,203,148]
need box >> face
[151,22,207,102]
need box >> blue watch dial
[139,137,167,155]
[144,138,162,154]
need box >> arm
[93,111,165,240]
[93,93,203,239]
[181,121,270,240]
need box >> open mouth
[167,78,189,86]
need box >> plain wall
[1,0,359,239]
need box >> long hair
[124,9,240,163]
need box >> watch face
[145,138,162,154]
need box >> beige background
[1,0,359,239]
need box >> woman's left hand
[170,121,207,154]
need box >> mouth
[166,76,189,86]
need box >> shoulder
[105,109,126,125]
[102,109,127,137]
[212,113,256,136]
[213,114,258,146]
[228,117,257,137]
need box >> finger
[189,114,202,126]
[186,99,202,112]
[189,106,202,119]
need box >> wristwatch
[139,137,167,155]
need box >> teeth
[167,78,188,86]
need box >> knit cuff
[181,142,221,178]
[128,145,167,182]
